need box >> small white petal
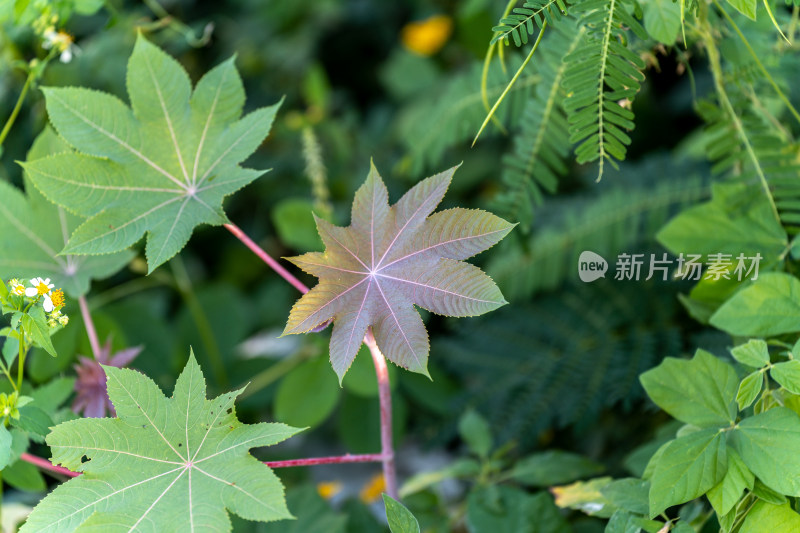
[43,296,54,313]
[25,287,38,297]
[60,50,72,63]
[43,278,51,284]
[30,278,39,285]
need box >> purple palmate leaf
[72,337,142,418]
[282,163,514,381]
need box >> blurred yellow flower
[359,473,386,503]
[316,481,343,500]
[401,15,453,56]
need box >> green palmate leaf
[737,370,763,410]
[706,447,754,516]
[283,164,513,380]
[23,34,280,273]
[771,360,800,394]
[648,428,727,517]
[731,339,770,368]
[710,273,800,337]
[640,349,738,428]
[731,407,800,496]
[0,128,133,297]
[643,0,682,44]
[740,502,800,533]
[383,495,421,533]
[22,351,301,532]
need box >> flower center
[51,289,65,309]
[36,282,50,295]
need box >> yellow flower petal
[401,15,453,56]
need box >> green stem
[473,20,548,146]
[170,257,229,387]
[16,327,25,392]
[700,7,781,225]
[713,0,800,128]
[0,72,33,149]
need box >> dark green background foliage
[2,0,800,530]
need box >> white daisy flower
[25,277,54,298]
[42,29,80,63]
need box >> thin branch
[364,328,398,499]
[78,295,101,360]
[224,223,310,294]
[266,454,386,468]
[20,453,79,478]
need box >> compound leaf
[283,164,513,380]
[23,34,280,273]
[21,351,301,532]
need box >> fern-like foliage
[494,21,585,230]
[697,93,800,232]
[398,57,535,174]
[563,0,648,179]
[487,160,708,299]
[436,282,683,444]
[491,0,568,46]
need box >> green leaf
[601,478,649,516]
[644,0,681,44]
[13,405,54,439]
[710,273,800,337]
[648,428,727,517]
[0,424,12,470]
[725,0,757,20]
[467,486,570,532]
[640,349,737,428]
[21,308,56,357]
[509,450,605,487]
[256,485,347,533]
[383,495,421,533]
[730,407,800,496]
[3,458,46,491]
[551,477,615,518]
[604,511,641,533]
[731,339,770,368]
[737,370,763,410]
[341,344,398,397]
[272,198,323,252]
[0,129,133,297]
[458,409,493,458]
[24,35,280,273]
[657,183,787,265]
[771,360,800,394]
[740,502,800,533]
[21,351,302,532]
[706,447,754,516]
[283,164,513,379]
[752,478,787,504]
[274,356,339,428]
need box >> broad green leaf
[21,309,56,357]
[644,0,681,44]
[383,495,421,533]
[771,360,800,394]
[22,351,302,532]
[467,486,570,532]
[737,370,763,410]
[601,478,649,516]
[726,0,757,20]
[13,405,54,440]
[509,450,605,487]
[274,356,339,428]
[257,486,347,533]
[657,183,787,264]
[730,407,800,496]
[604,511,641,533]
[640,349,737,428]
[3,458,46,491]
[752,478,787,504]
[706,447,754,516]
[24,34,280,273]
[283,164,513,379]
[551,477,615,518]
[458,409,493,458]
[272,198,323,252]
[731,339,770,368]
[0,424,11,470]
[710,273,800,337]
[740,502,800,533]
[0,129,133,297]
[648,428,727,517]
